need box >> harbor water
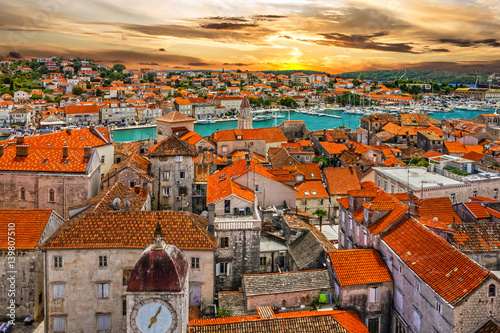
[111,109,489,142]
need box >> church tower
[238,95,252,129]
[126,230,189,333]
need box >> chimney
[62,145,69,158]
[207,203,215,235]
[134,186,141,194]
[227,155,233,165]
[16,136,25,145]
[66,128,72,135]
[209,149,214,165]
[0,145,3,156]
[84,146,92,158]
[197,146,203,165]
[16,145,29,157]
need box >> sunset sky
[1,0,500,73]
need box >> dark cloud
[301,32,417,53]
[6,51,22,59]
[158,48,165,52]
[406,60,500,72]
[199,22,259,30]
[223,62,253,66]
[252,15,287,21]
[203,16,248,22]
[280,35,293,40]
[437,38,500,48]
[187,62,211,66]
[138,62,159,66]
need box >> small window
[413,309,421,332]
[489,284,496,297]
[20,187,26,201]
[52,284,65,299]
[97,283,109,299]
[260,257,267,266]
[254,184,263,193]
[304,191,310,196]
[220,237,229,248]
[473,190,478,197]
[53,256,63,268]
[97,314,111,330]
[415,280,421,293]
[100,156,105,164]
[130,181,135,188]
[191,257,200,269]
[98,255,108,268]
[49,189,55,202]
[123,269,132,286]
[217,262,229,276]
[123,299,127,316]
[162,187,170,196]
[180,171,186,179]
[369,287,380,303]
[53,317,66,332]
[435,299,442,314]
[450,193,456,203]
[175,155,183,163]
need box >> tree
[313,209,327,232]
[278,96,297,108]
[96,88,103,97]
[72,86,84,95]
[112,64,126,72]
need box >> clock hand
[148,306,162,328]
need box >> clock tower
[126,232,189,333]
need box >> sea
[111,108,492,142]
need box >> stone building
[42,211,216,333]
[102,152,153,194]
[0,210,64,321]
[65,104,100,125]
[294,180,330,215]
[337,181,500,333]
[327,249,393,333]
[149,135,197,212]
[0,139,101,219]
[155,111,195,143]
[237,95,252,130]
[278,120,309,140]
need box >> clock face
[130,299,177,333]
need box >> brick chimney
[84,146,92,158]
[16,145,29,157]
[66,128,72,135]
[62,145,69,158]
[0,145,4,156]
[134,186,141,194]
[16,136,24,145]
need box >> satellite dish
[112,198,122,206]
[200,211,208,218]
[123,200,131,208]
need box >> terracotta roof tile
[0,210,54,249]
[42,211,216,250]
[449,222,500,252]
[324,167,361,195]
[156,111,195,123]
[296,180,330,199]
[149,135,197,157]
[320,142,348,155]
[464,202,491,219]
[329,249,392,286]
[367,202,408,235]
[211,127,287,144]
[417,197,462,224]
[382,217,490,306]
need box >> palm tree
[313,209,327,232]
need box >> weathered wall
[45,248,213,333]
[245,288,332,312]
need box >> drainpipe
[43,250,48,333]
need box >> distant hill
[262,70,330,76]
[340,69,496,84]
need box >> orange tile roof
[156,111,195,123]
[324,167,361,195]
[422,150,444,159]
[0,145,92,173]
[463,202,490,219]
[417,197,462,224]
[461,151,485,162]
[66,104,99,114]
[2,127,109,149]
[383,157,405,167]
[415,217,455,232]
[0,210,54,249]
[42,211,217,250]
[464,145,484,154]
[211,127,287,144]
[320,142,348,155]
[367,202,408,235]
[329,249,393,286]
[383,217,490,306]
[445,141,468,154]
[188,310,368,333]
[449,222,500,252]
[180,131,204,145]
[295,180,329,199]
[347,190,378,198]
[337,196,349,209]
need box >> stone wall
[278,121,309,141]
[245,288,332,312]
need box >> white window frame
[97,283,109,299]
[191,257,200,269]
[216,262,230,276]
[369,287,380,303]
[52,284,65,299]
[175,155,183,163]
[415,280,421,293]
[97,314,111,330]
[53,317,66,332]
[98,255,108,268]
[413,308,421,332]
[163,171,170,181]
[53,255,63,269]
[162,187,170,197]
[435,299,443,314]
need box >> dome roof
[127,239,188,292]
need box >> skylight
[304,191,310,196]
[64,159,70,164]
[41,159,48,164]
[312,191,317,195]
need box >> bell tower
[126,228,189,333]
[238,95,252,129]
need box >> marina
[111,107,492,142]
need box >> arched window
[281,300,287,308]
[489,284,496,297]
[20,188,25,201]
[49,189,55,202]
